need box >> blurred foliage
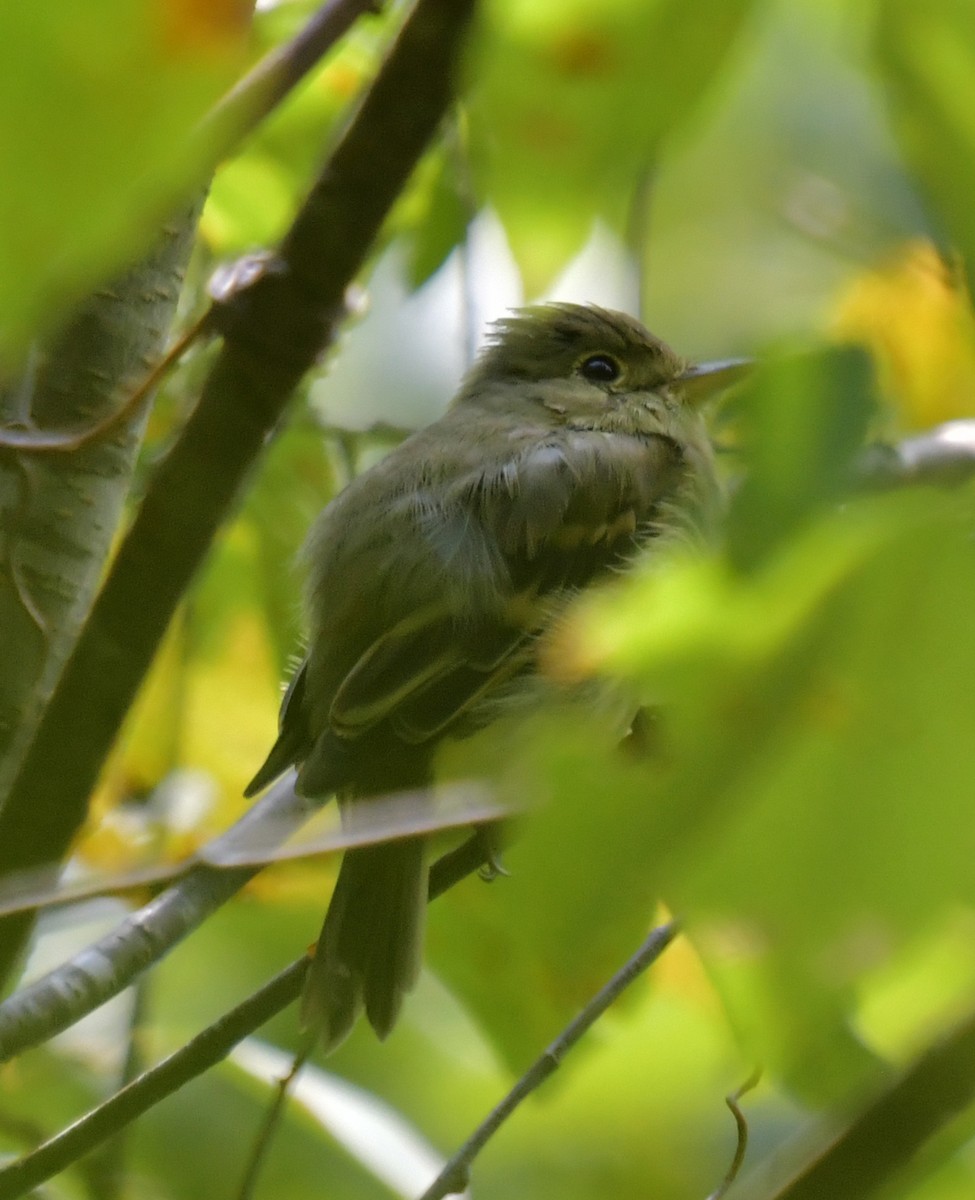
[832,240,975,431]
[551,433,975,1099]
[3,0,975,1198]
[876,0,975,271]
[0,0,249,362]
[463,0,761,291]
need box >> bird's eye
[578,353,621,383]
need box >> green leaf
[875,0,975,268]
[0,0,244,362]
[466,0,761,291]
[404,149,472,289]
[200,13,389,256]
[724,345,877,571]
[429,710,664,1069]
[561,486,975,1098]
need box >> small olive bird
[246,303,743,1050]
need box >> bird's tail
[302,837,427,1051]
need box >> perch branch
[0,831,495,1198]
[418,920,681,1200]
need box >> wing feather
[252,428,685,795]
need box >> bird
[246,302,741,1050]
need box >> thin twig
[236,1038,315,1200]
[734,1005,975,1200]
[83,976,154,1200]
[443,108,479,368]
[196,0,384,160]
[0,958,311,1200]
[625,164,656,321]
[418,920,681,1200]
[0,833,496,1198]
[0,782,503,1062]
[0,0,383,458]
[224,828,500,1200]
[707,1070,762,1200]
[0,776,315,1063]
[0,313,213,453]
[0,783,504,918]
[233,827,500,1197]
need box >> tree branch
[856,420,975,490]
[0,0,477,988]
[0,783,505,1062]
[0,830,496,1197]
[198,0,384,158]
[0,0,387,460]
[0,204,201,800]
[0,776,316,1062]
[727,1004,975,1200]
[418,920,681,1200]
[0,957,311,1200]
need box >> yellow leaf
[831,240,975,430]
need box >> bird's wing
[329,601,531,744]
[327,431,683,746]
[248,430,683,795]
[243,660,311,797]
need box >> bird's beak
[676,358,752,407]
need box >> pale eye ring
[577,353,621,383]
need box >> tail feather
[302,838,427,1051]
